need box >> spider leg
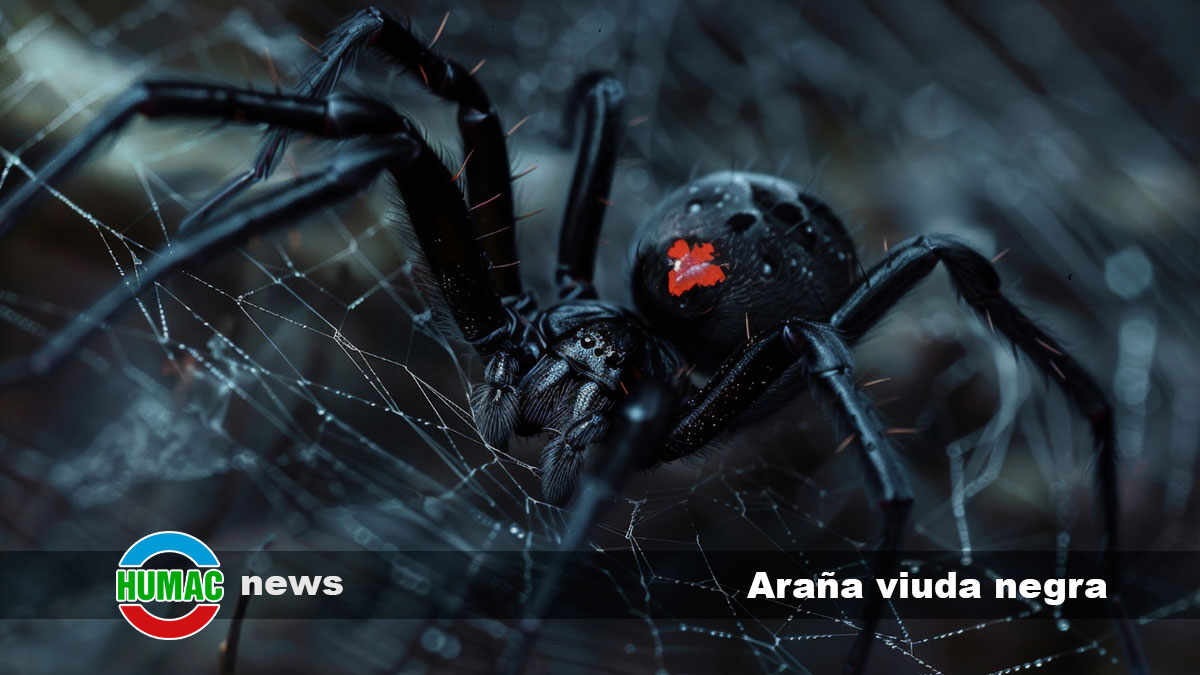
[554,73,626,300]
[174,8,394,233]
[660,319,912,675]
[0,102,511,383]
[497,380,676,675]
[782,323,913,675]
[180,8,523,297]
[0,81,407,239]
[830,234,1147,675]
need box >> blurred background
[0,0,1197,673]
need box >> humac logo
[115,531,224,640]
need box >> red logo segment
[667,239,726,296]
[118,604,220,640]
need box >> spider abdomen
[631,171,859,369]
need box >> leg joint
[782,321,854,373]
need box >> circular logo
[115,531,223,640]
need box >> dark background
[0,0,1197,673]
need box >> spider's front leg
[554,72,625,300]
[478,301,681,503]
[0,79,518,387]
[471,70,630,451]
[661,318,913,675]
[497,380,676,675]
[470,332,528,449]
[0,82,406,239]
[519,324,623,504]
[183,8,522,295]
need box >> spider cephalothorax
[0,8,1145,675]
[471,301,680,503]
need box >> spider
[0,8,1146,675]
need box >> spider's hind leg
[660,319,913,675]
[831,234,1147,675]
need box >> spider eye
[580,335,595,348]
[605,352,624,368]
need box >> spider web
[1,0,1197,673]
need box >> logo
[115,531,223,640]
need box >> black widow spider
[0,8,1146,675]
